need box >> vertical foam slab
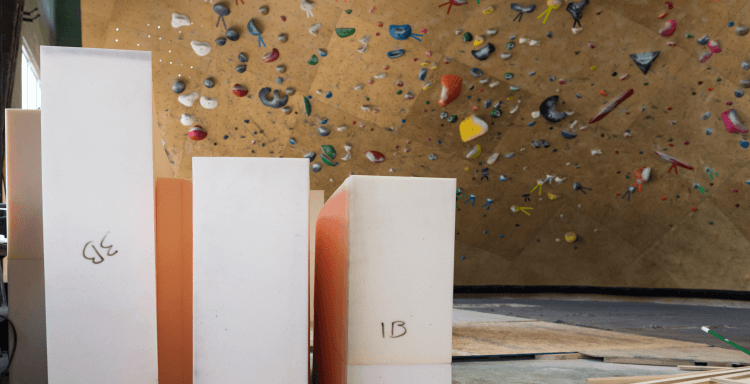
[313,176,455,384]
[193,158,309,384]
[6,108,47,384]
[40,47,157,383]
[309,191,325,326]
[155,178,193,384]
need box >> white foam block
[5,109,47,383]
[193,157,309,384]
[40,46,157,383]
[347,364,451,383]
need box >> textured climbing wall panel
[81,0,750,290]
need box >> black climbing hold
[213,3,230,16]
[204,78,215,88]
[697,35,709,45]
[258,87,289,108]
[304,152,316,161]
[629,51,660,75]
[226,28,239,41]
[238,53,248,62]
[215,37,227,46]
[172,80,185,94]
[471,43,495,61]
[540,140,550,148]
[236,64,247,73]
[462,32,473,42]
[511,3,536,22]
[566,0,589,28]
[547,31,553,38]
[540,96,569,123]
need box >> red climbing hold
[232,84,248,97]
[665,1,673,9]
[263,48,280,63]
[438,74,462,107]
[189,125,207,141]
[589,89,634,124]
[659,20,677,37]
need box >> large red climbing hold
[438,74,462,107]
[189,125,207,141]
[365,150,385,163]
[659,20,677,37]
[262,48,280,63]
[588,89,634,124]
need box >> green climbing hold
[709,221,714,225]
[574,51,580,55]
[308,55,319,65]
[345,9,352,14]
[644,83,649,86]
[463,32,473,42]
[321,144,337,159]
[304,97,312,116]
[426,101,430,105]
[336,28,356,37]
[321,155,337,166]
[448,115,458,123]
[504,73,513,80]
[397,90,402,95]
[491,109,502,118]
[366,97,370,101]
[686,33,694,38]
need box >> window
[21,40,41,110]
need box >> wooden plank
[586,372,721,384]
[680,367,735,372]
[710,378,748,384]
[535,353,583,361]
[632,368,750,383]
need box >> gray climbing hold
[484,100,491,108]
[258,87,289,108]
[471,43,495,61]
[318,127,331,136]
[528,71,537,76]
[236,65,247,73]
[550,76,556,81]
[540,95,569,123]
[428,154,437,160]
[418,68,427,80]
[172,80,185,93]
[259,5,269,15]
[226,29,239,41]
[285,88,295,95]
[702,112,711,120]
[304,152,316,161]
[705,127,713,135]
[238,53,248,62]
[204,78,215,88]
[215,37,227,46]
[277,65,286,73]
[311,163,322,172]
[471,68,483,77]
[576,93,582,98]
[737,26,749,36]
[282,106,292,114]
[737,90,745,98]
[277,77,283,84]
[697,35,710,45]
[278,33,288,42]
[743,61,750,70]
[741,79,750,88]
[505,152,514,158]
[213,3,230,16]
[440,112,448,119]
[629,51,660,74]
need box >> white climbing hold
[259,6,269,15]
[591,149,602,155]
[489,81,500,88]
[316,90,323,94]
[190,41,211,56]
[404,91,415,99]
[357,45,368,53]
[531,111,541,119]
[480,78,489,84]
[422,81,433,90]
[178,92,199,107]
[359,36,370,44]
[572,27,582,34]
[309,23,321,35]
[301,0,315,18]
[374,72,387,79]
[180,114,195,126]
[353,84,363,90]
[486,29,498,36]
[519,38,528,44]
[510,104,519,114]
[569,120,578,129]
[337,126,348,132]
[455,30,463,35]
[200,96,218,109]
[501,53,512,60]
[344,145,352,152]
[171,13,191,28]
[565,111,575,116]
[487,152,499,164]
[276,65,286,73]
[282,106,292,114]
[342,152,351,161]
[361,105,372,112]
[529,40,540,46]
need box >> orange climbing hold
[658,12,668,19]
[600,90,607,96]
[438,74,462,107]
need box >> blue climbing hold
[528,121,536,126]
[561,130,577,139]
[471,68,483,77]
[320,118,329,124]
[729,21,735,27]
[289,138,296,145]
[325,91,333,98]
[418,68,427,80]
[705,127,713,135]
[387,49,405,59]
[389,25,423,41]
[736,90,745,98]
[319,48,327,57]
[277,77,283,84]
[741,140,750,149]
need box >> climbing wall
[81,0,750,290]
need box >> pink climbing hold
[722,109,749,133]
[426,50,432,57]
[588,89,634,124]
[699,51,713,63]
[659,20,676,37]
[708,39,722,54]
[365,150,385,163]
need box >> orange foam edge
[155,178,193,384]
[312,182,350,384]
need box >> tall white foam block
[193,157,309,384]
[313,176,455,384]
[5,109,47,383]
[40,47,157,383]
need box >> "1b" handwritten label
[381,321,407,338]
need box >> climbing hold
[500,53,512,60]
[247,19,266,47]
[736,90,745,98]
[658,20,677,37]
[387,49,405,59]
[471,68,483,77]
[365,151,385,163]
[561,130,577,139]
[285,88,295,96]
[321,145,336,160]
[236,53,248,63]
[308,54,319,65]
[263,48,280,62]
[309,23,321,36]
[464,146,482,161]
[697,35,710,45]
[336,28,356,38]
[235,65,246,73]
[204,78,215,88]
[540,96,569,123]
[311,163,322,172]
[282,106,291,114]
[190,41,212,56]
[232,84,248,97]
[743,62,750,70]
[277,77,284,84]
[215,37,227,46]
[318,48,327,57]
[418,68,427,80]
[629,51,660,74]
[566,0,589,28]
[321,155,337,167]
[318,127,331,136]
[460,115,489,142]
[278,33,288,43]
[699,52,713,63]
[325,91,332,98]
[259,5,269,15]
[213,3,230,16]
[178,92,199,107]
[506,42,515,50]
[565,232,577,243]
[304,97,312,116]
[188,125,207,141]
[741,80,750,88]
[737,26,749,36]
[289,138,297,145]
[474,36,485,46]
[490,109,502,118]
[180,114,195,126]
[462,32,473,42]
[511,3,536,22]
[471,43,495,61]
[301,0,315,17]
[708,39,722,54]
[200,96,218,109]
[589,89,634,123]
[504,73,514,80]
[439,74,462,107]
[172,80,185,94]
[702,112,711,120]
[448,115,458,123]
[258,87,289,109]
[722,109,749,133]
[171,13,191,28]
[226,29,239,41]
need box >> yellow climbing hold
[483,7,494,14]
[548,192,560,200]
[431,64,438,69]
[466,144,482,159]
[421,62,430,67]
[465,167,471,171]
[565,232,577,243]
[590,65,597,71]
[422,80,434,90]
[460,115,489,142]
[507,97,514,101]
